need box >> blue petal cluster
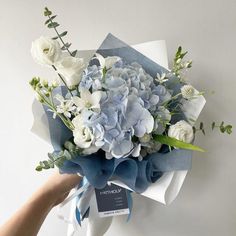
[79,59,172,159]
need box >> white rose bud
[52,80,59,88]
[31,36,61,66]
[56,56,85,88]
[168,120,194,143]
[181,85,198,100]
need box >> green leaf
[63,150,72,160]
[47,22,60,28]
[59,31,68,37]
[44,7,52,16]
[52,36,59,40]
[211,122,216,130]
[200,122,204,130]
[225,125,233,134]
[61,43,71,50]
[71,50,77,57]
[176,46,182,57]
[153,135,205,152]
[45,15,57,25]
[35,166,43,171]
[201,129,206,135]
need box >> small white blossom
[73,89,102,112]
[181,84,198,100]
[168,120,194,143]
[55,94,76,118]
[155,72,168,84]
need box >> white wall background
[0,0,236,235]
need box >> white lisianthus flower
[181,85,198,100]
[31,36,61,66]
[168,120,194,143]
[72,115,95,149]
[95,53,121,69]
[56,56,86,88]
[73,90,102,112]
[104,56,121,69]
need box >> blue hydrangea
[78,58,172,159]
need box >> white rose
[168,120,194,143]
[72,115,94,149]
[56,56,85,88]
[31,36,61,66]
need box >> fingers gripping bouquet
[30,7,232,236]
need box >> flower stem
[37,91,74,130]
[51,65,73,96]
[162,93,182,107]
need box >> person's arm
[0,172,81,236]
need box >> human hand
[39,171,82,207]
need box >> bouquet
[30,7,232,236]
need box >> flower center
[43,48,49,54]
[85,101,92,108]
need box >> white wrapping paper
[30,39,205,236]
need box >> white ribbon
[57,182,90,224]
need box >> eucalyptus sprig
[44,7,77,57]
[193,121,233,135]
[35,141,81,171]
[172,46,192,81]
[212,121,233,134]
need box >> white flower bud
[139,134,151,143]
[52,80,59,88]
[41,79,48,87]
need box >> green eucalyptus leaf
[47,22,60,28]
[63,149,72,160]
[71,50,77,57]
[59,31,68,37]
[44,7,52,16]
[52,36,59,40]
[45,15,57,25]
[154,135,205,152]
[61,43,71,50]
[225,125,233,134]
[35,166,43,171]
[211,122,216,130]
[200,122,204,130]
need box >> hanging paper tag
[95,183,130,217]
